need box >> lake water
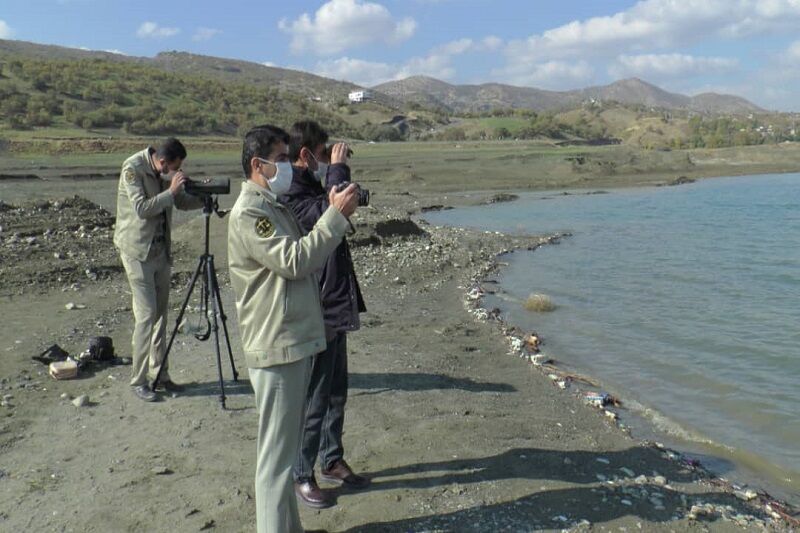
[424,173,800,501]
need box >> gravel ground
[0,190,797,532]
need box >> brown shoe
[294,480,335,509]
[320,460,370,489]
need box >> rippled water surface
[426,174,800,499]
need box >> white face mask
[314,162,328,183]
[257,158,293,195]
[307,151,328,182]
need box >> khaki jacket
[228,180,350,368]
[113,148,203,262]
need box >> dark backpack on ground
[88,336,114,361]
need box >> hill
[374,76,765,115]
[0,38,790,151]
[0,39,440,141]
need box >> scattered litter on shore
[453,222,800,529]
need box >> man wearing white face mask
[279,121,369,509]
[228,124,359,533]
[114,137,204,402]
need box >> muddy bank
[0,193,797,532]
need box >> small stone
[151,466,173,475]
[563,457,573,465]
[60,393,70,400]
[71,395,89,407]
[735,489,757,501]
[619,467,635,477]
[653,475,667,486]
[596,457,610,465]
[620,499,633,506]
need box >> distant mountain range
[0,39,766,115]
[372,75,764,115]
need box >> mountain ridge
[0,39,766,115]
[372,75,765,115]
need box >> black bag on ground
[88,336,114,361]
[32,344,69,365]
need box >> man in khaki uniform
[227,125,358,533]
[114,137,204,402]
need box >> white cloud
[192,27,221,42]
[783,40,800,63]
[136,22,180,39]
[493,60,594,90]
[279,0,416,55]
[315,57,399,85]
[478,36,503,51]
[611,53,739,79]
[314,37,494,86]
[0,19,14,39]
[262,61,277,67]
[506,0,800,63]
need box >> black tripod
[152,195,239,408]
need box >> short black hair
[241,124,290,178]
[289,120,329,162]
[155,137,187,162]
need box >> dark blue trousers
[293,331,348,482]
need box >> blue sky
[2,0,800,110]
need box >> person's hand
[328,183,359,218]
[330,142,351,165]
[168,170,188,195]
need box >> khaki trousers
[249,358,312,533]
[120,245,171,387]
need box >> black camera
[325,144,354,160]
[184,177,230,196]
[335,181,370,206]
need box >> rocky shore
[0,190,798,532]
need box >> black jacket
[279,163,366,334]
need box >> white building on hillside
[348,90,371,103]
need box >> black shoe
[294,480,335,509]
[320,460,370,489]
[132,384,156,402]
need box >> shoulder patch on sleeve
[124,167,136,184]
[255,217,275,238]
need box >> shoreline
[417,189,800,518]
[2,163,800,529]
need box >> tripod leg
[152,255,205,390]
[194,257,212,341]
[210,263,239,381]
[206,256,227,408]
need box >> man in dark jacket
[280,121,369,509]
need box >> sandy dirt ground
[1,178,798,532]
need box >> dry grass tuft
[524,293,556,312]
